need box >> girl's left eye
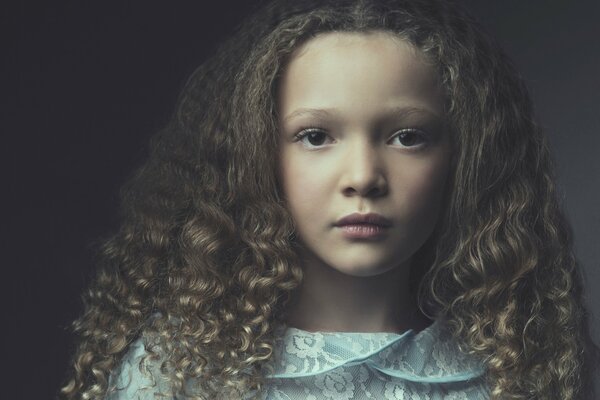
[293,128,332,148]
[388,129,428,148]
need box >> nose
[340,140,388,198]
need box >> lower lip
[337,224,388,239]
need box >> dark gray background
[464,0,600,393]
[7,1,599,398]
[464,0,600,344]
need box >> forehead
[278,31,442,121]
[290,30,420,59]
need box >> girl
[60,0,599,399]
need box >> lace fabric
[106,319,490,399]
[260,319,489,399]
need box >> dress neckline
[282,318,439,337]
[266,318,486,383]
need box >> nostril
[342,182,388,198]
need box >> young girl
[60,0,599,399]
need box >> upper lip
[334,212,392,227]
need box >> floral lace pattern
[106,319,490,399]
[261,319,489,399]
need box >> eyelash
[292,127,429,150]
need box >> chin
[331,262,402,278]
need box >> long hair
[60,0,599,399]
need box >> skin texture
[277,31,452,333]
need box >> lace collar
[265,319,486,383]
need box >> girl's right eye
[293,128,332,148]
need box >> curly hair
[60,0,599,399]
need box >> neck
[284,252,432,334]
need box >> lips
[334,212,392,227]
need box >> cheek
[280,155,329,219]
[400,157,450,215]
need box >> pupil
[400,132,417,145]
[308,132,326,146]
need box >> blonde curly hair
[60,0,599,399]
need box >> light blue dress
[106,319,490,399]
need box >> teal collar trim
[265,319,485,383]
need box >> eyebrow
[281,106,441,124]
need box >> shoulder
[105,336,174,400]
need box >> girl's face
[278,31,451,277]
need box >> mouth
[333,213,392,239]
[334,212,392,228]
